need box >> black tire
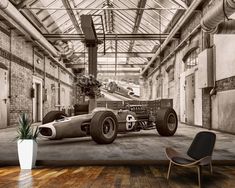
[90,111,118,144]
[155,108,178,136]
[42,111,67,124]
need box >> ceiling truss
[10,0,185,75]
[61,0,82,34]
[126,0,147,65]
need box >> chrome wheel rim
[102,117,115,139]
[167,113,177,131]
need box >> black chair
[165,131,216,188]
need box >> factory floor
[0,123,234,165]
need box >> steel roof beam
[61,0,82,34]
[97,63,146,66]
[97,70,140,73]
[126,0,147,64]
[169,0,188,9]
[152,0,175,15]
[14,0,50,34]
[65,63,145,68]
[20,8,50,33]
[26,7,186,11]
[73,52,154,58]
[43,33,179,40]
[16,0,38,9]
[103,0,114,33]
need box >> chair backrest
[187,131,216,160]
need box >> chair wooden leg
[197,166,202,188]
[167,161,172,180]
[209,162,213,174]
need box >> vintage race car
[39,105,178,144]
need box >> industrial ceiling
[10,0,188,77]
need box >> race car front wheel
[155,108,178,136]
[90,111,118,144]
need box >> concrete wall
[211,35,235,133]
[0,21,77,127]
[214,35,235,81]
[212,90,235,133]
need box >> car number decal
[126,114,136,130]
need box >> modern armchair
[165,131,216,188]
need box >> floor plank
[0,165,234,188]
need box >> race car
[39,105,178,144]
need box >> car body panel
[39,105,178,141]
[39,108,139,140]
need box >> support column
[87,44,97,78]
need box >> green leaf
[15,113,38,141]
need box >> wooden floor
[0,165,234,188]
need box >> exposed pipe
[216,19,235,34]
[201,0,235,33]
[34,40,75,77]
[141,0,203,76]
[55,40,74,59]
[0,0,59,57]
[147,24,201,78]
[0,0,8,9]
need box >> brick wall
[10,62,33,126]
[0,21,77,127]
[202,88,211,129]
[216,76,235,92]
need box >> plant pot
[17,139,37,169]
[89,97,97,113]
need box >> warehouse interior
[0,0,235,187]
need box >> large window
[184,48,199,70]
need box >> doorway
[185,73,195,124]
[0,65,8,128]
[33,76,42,122]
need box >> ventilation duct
[201,0,235,33]
[141,0,203,76]
[0,0,59,57]
[216,19,235,34]
[0,0,9,9]
[55,40,74,59]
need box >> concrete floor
[0,123,234,164]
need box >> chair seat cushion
[172,156,195,164]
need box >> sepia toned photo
[0,0,234,187]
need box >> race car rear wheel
[155,108,178,136]
[42,111,67,124]
[90,111,118,144]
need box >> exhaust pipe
[201,0,235,33]
[0,0,59,57]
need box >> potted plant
[77,74,102,112]
[16,113,39,169]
